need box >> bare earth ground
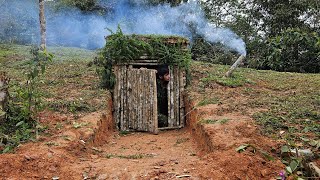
[0,89,284,180]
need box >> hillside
[0,44,319,179]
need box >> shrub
[260,28,320,73]
[191,38,236,65]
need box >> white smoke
[0,0,246,55]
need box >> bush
[191,38,236,65]
[260,28,320,73]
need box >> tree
[199,0,320,72]
[262,28,320,73]
[39,0,46,50]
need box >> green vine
[97,26,192,89]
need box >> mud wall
[89,96,115,146]
[184,95,215,153]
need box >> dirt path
[74,130,208,179]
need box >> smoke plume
[0,0,246,55]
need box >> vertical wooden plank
[138,69,142,130]
[141,68,146,131]
[148,70,152,132]
[116,65,121,130]
[120,65,124,130]
[128,67,131,130]
[174,66,180,127]
[168,67,174,127]
[123,65,128,130]
[117,65,122,130]
[122,65,126,131]
[127,66,132,130]
[131,69,136,130]
[113,66,118,130]
[143,69,147,131]
[140,69,144,131]
[152,70,158,134]
[146,70,153,132]
[134,69,138,130]
[123,66,129,130]
[172,66,176,127]
[141,68,145,131]
[179,69,185,127]
[167,67,170,127]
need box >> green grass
[189,61,320,148]
[0,44,108,153]
[0,44,108,115]
[197,97,219,106]
[193,62,255,88]
[199,118,230,125]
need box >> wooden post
[0,72,9,122]
[225,55,246,77]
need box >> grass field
[190,61,319,146]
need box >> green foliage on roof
[102,26,191,66]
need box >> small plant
[236,144,275,161]
[0,46,53,153]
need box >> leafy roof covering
[101,27,192,67]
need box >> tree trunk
[39,0,46,50]
[225,55,246,77]
[0,72,9,122]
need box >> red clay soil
[0,97,285,180]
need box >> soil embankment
[0,94,284,179]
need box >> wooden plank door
[114,66,158,134]
[127,68,158,134]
